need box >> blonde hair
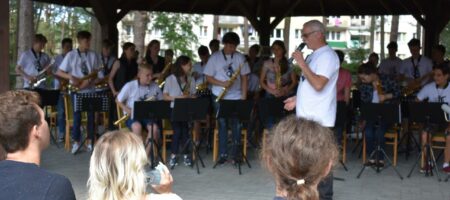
[88,131,148,200]
[261,115,338,200]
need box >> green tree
[151,12,202,59]
[440,21,450,58]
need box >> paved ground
[41,141,450,200]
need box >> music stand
[356,103,404,180]
[134,100,171,168]
[213,100,253,175]
[406,102,445,181]
[334,101,349,171]
[73,92,110,155]
[172,98,209,174]
[34,88,60,148]
[397,100,421,160]
[258,98,288,127]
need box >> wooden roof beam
[149,0,169,11]
[376,0,393,14]
[270,0,303,30]
[189,0,200,13]
[395,0,425,26]
[343,0,360,15]
[319,0,325,16]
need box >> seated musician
[162,56,196,168]
[358,63,401,167]
[116,63,163,155]
[416,63,450,173]
[56,31,103,154]
[203,32,250,164]
[259,40,297,128]
[15,34,52,89]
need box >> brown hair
[145,40,160,59]
[0,90,41,160]
[261,115,338,200]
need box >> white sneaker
[87,144,93,152]
[71,143,80,154]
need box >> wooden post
[0,0,9,92]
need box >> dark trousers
[318,172,333,200]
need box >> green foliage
[152,12,202,59]
[440,21,450,58]
[348,47,369,64]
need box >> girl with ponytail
[262,115,338,200]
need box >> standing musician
[357,63,401,167]
[116,63,163,155]
[416,63,450,174]
[145,40,165,79]
[204,32,250,164]
[260,40,297,128]
[378,41,402,77]
[163,56,196,168]
[335,50,352,145]
[97,39,116,131]
[108,42,139,97]
[56,31,103,154]
[15,34,52,89]
[53,38,73,142]
[283,20,339,200]
[398,38,433,94]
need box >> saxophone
[375,81,385,103]
[157,63,172,88]
[275,64,282,90]
[183,75,192,96]
[215,63,244,102]
[114,95,157,126]
[67,65,104,93]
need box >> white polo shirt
[17,49,51,88]
[399,56,433,85]
[163,74,196,108]
[417,82,450,104]
[193,61,206,87]
[117,80,163,117]
[203,50,250,100]
[59,49,103,92]
[296,45,340,127]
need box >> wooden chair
[115,103,127,130]
[420,132,447,167]
[212,121,248,162]
[63,94,87,150]
[362,125,399,166]
[161,119,174,163]
[46,106,58,142]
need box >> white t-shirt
[193,61,206,87]
[163,74,196,108]
[59,49,103,92]
[17,49,51,88]
[296,45,340,127]
[399,56,433,85]
[417,82,450,104]
[117,80,163,118]
[378,57,402,76]
[203,50,250,100]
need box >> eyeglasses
[301,30,318,38]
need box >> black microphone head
[298,43,306,51]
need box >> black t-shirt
[114,56,139,91]
[0,160,76,200]
[145,55,165,74]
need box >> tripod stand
[334,101,350,172]
[357,103,403,180]
[406,102,445,182]
[397,100,421,160]
[172,98,209,174]
[34,88,61,148]
[73,91,110,155]
[134,100,171,169]
[213,100,253,175]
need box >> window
[125,25,133,35]
[327,31,342,41]
[295,29,301,39]
[275,28,282,38]
[361,16,366,26]
[199,26,208,37]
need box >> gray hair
[304,20,326,35]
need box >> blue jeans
[212,96,242,157]
[364,120,389,160]
[171,121,189,154]
[57,94,65,139]
[71,94,95,142]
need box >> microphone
[441,104,450,121]
[288,43,307,64]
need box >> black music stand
[34,88,60,148]
[73,92,110,155]
[406,102,445,181]
[397,99,421,161]
[258,98,288,127]
[334,101,349,171]
[172,98,209,174]
[134,100,171,169]
[356,103,403,180]
[213,100,253,175]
